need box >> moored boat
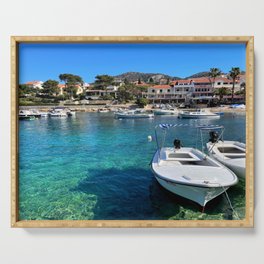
[153,108,178,115]
[179,109,220,119]
[19,110,36,120]
[151,124,238,207]
[115,109,154,119]
[98,108,110,113]
[48,107,68,117]
[205,129,246,178]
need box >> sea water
[19,112,245,220]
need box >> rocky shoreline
[19,104,246,114]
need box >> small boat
[205,129,246,178]
[30,109,41,118]
[19,110,36,120]
[115,109,154,119]
[48,107,68,117]
[151,124,238,207]
[153,108,178,115]
[39,111,49,117]
[179,109,220,119]
[66,110,76,116]
[98,108,110,113]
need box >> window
[152,89,155,93]
[217,82,221,85]
[168,89,170,92]
[160,90,163,93]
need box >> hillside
[185,71,210,79]
[114,72,181,82]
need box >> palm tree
[229,67,241,103]
[217,87,228,102]
[208,68,222,91]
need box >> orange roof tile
[152,85,171,89]
[26,81,42,85]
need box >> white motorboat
[151,124,238,207]
[179,109,220,119]
[18,110,36,120]
[153,108,178,115]
[39,111,49,117]
[98,108,110,113]
[48,107,68,117]
[66,109,76,116]
[115,109,154,119]
[205,129,246,178]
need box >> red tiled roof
[26,81,42,85]
[152,85,171,89]
[136,83,149,86]
[173,80,192,85]
[190,78,211,83]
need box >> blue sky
[19,43,246,84]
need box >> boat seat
[166,151,201,161]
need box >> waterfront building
[85,87,118,100]
[25,80,43,89]
[213,77,241,92]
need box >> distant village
[19,68,246,107]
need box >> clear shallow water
[19,112,245,220]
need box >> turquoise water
[19,112,246,220]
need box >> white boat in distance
[98,108,110,113]
[205,129,246,178]
[151,124,238,207]
[179,109,220,119]
[18,110,36,120]
[115,109,154,119]
[49,107,68,117]
[153,108,178,115]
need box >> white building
[25,81,43,89]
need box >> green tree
[229,67,241,103]
[215,87,228,101]
[208,68,221,91]
[59,73,83,99]
[117,86,134,102]
[136,98,149,108]
[148,77,154,84]
[42,80,59,97]
[94,75,114,89]
[138,78,142,84]
[124,78,129,85]
[18,84,33,97]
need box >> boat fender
[173,139,182,149]
[148,135,152,142]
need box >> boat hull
[206,141,246,178]
[153,110,178,115]
[179,113,220,119]
[115,113,154,119]
[211,156,245,178]
[155,176,228,206]
[151,147,237,206]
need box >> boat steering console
[209,131,219,143]
[174,139,182,149]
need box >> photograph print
[13,37,254,227]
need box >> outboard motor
[173,139,182,149]
[209,131,219,143]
